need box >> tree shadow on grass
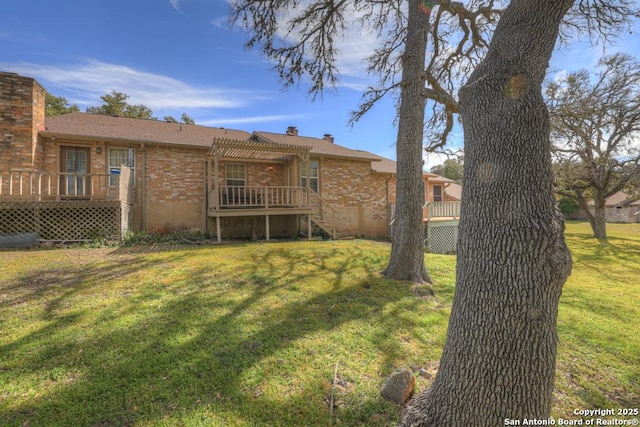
[0,243,444,426]
[567,233,640,280]
[558,230,640,410]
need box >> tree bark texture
[591,191,607,240]
[575,192,607,240]
[383,0,432,284]
[401,1,574,425]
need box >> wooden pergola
[207,137,314,242]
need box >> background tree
[86,91,156,119]
[163,113,196,124]
[45,93,79,116]
[430,158,464,182]
[545,53,640,240]
[181,112,195,125]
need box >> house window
[109,148,135,186]
[433,185,443,202]
[301,160,319,193]
[62,147,90,196]
[226,163,246,187]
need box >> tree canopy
[86,91,156,119]
[430,158,464,182]
[546,53,640,239]
[45,93,80,117]
[164,113,196,124]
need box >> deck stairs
[306,191,341,239]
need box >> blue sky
[1,0,638,168]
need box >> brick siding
[145,146,207,204]
[0,72,46,171]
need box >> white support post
[265,215,270,241]
[213,146,220,210]
[216,216,221,243]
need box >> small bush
[122,227,211,245]
[558,197,579,214]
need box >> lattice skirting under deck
[425,222,458,254]
[0,201,123,241]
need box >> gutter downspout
[141,143,146,230]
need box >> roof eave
[39,131,210,149]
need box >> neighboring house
[589,191,640,223]
[1,71,460,241]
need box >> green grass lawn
[0,222,638,426]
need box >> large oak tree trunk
[592,191,608,240]
[383,0,431,284]
[576,193,607,240]
[401,1,574,425]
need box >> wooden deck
[389,201,461,253]
[206,186,338,241]
[0,170,118,201]
[207,186,313,218]
[1,169,131,241]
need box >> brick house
[1,71,460,241]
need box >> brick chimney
[285,126,298,136]
[0,72,47,170]
[322,133,334,143]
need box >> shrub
[558,197,579,214]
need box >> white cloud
[423,151,450,171]
[211,16,230,30]
[198,113,309,127]
[169,0,187,15]
[0,59,263,110]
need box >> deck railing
[0,170,118,201]
[388,201,462,221]
[425,201,461,220]
[211,186,308,209]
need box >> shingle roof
[444,182,462,201]
[605,191,640,206]
[42,112,250,148]
[368,153,458,185]
[370,156,398,174]
[253,131,382,162]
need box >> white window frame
[109,148,135,186]
[226,163,246,187]
[301,160,319,193]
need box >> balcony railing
[425,201,461,219]
[389,201,461,222]
[210,186,308,209]
[0,170,118,201]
